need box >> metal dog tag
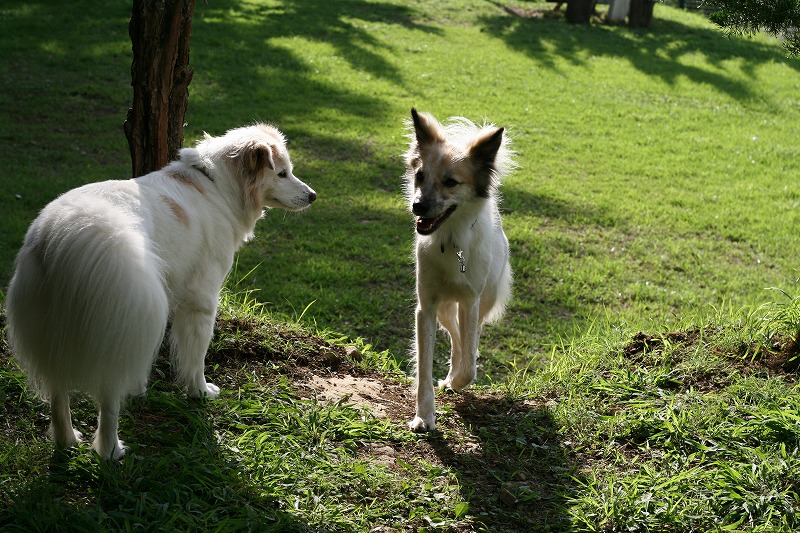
[456,250,466,273]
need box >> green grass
[535,301,800,531]
[3,0,800,530]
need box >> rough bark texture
[125,0,195,179]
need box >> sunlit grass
[3,0,800,530]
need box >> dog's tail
[6,194,169,400]
[483,259,513,326]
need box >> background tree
[124,0,196,178]
[709,0,800,56]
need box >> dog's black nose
[308,191,317,203]
[412,201,428,216]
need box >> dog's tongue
[416,217,436,232]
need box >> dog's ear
[238,140,286,174]
[468,127,504,198]
[268,144,280,170]
[411,108,444,147]
[469,127,504,164]
[232,141,276,209]
[249,144,275,174]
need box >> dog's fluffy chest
[416,239,492,301]
[414,208,509,299]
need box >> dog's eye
[415,170,424,182]
[278,170,287,178]
[444,178,459,188]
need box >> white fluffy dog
[404,109,514,432]
[5,124,316,460]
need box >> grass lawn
[2,0,800,530]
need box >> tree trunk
[125,0,195,179]
[628,0,654,28]
[566,0,594,24]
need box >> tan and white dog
[5,123,316,459]
[404,108,514,432]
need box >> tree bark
[125,0,195,179]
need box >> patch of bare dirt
[736,333,800,375]
[622,329,800,392]
[623,330,702,359]
[289,352,571,529]
[206,315,573,530]
[299,374,399,418]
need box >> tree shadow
[187,0,441,132]
[503,183,618,227]
[219,0,441,84]
[428,391,579,531]
[0,389,308,531]
[477,184,621,377]
[230,163,628,381]
[479,2,798,103]
[0,0,133,282]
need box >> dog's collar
[440,241,466,274]
[455,246,466,273]
[437,218,478,274]
[192,163,215,183]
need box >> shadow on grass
[480,2,798,103]
[503,185,617,227]
[0,388,307,531]
[188,0,441,131]
[476,185,621,377]
[231,159,623,375]
[210,0,441,84]
[0,0,133,281]
[429,391,577,531]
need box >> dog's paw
[53,427,83,449]
[201,382,220,399]
[438,371,475,391]
[110,441,129,461]
[408,416,436,433]
[438,377,469,391]
[93,439,128,461]
[204,382,220,398]
[66,429,84,447]
[189,382,220,399]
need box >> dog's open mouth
[416,205,456,235]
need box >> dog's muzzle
[415,205,456,235]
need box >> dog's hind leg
[437,302,463,390]
[170,304,219,399]
[49,390,82,449]
[447,300,480,391]
[93,393,127,460]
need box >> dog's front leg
[410,303,437,432]
[170,304,220,399]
